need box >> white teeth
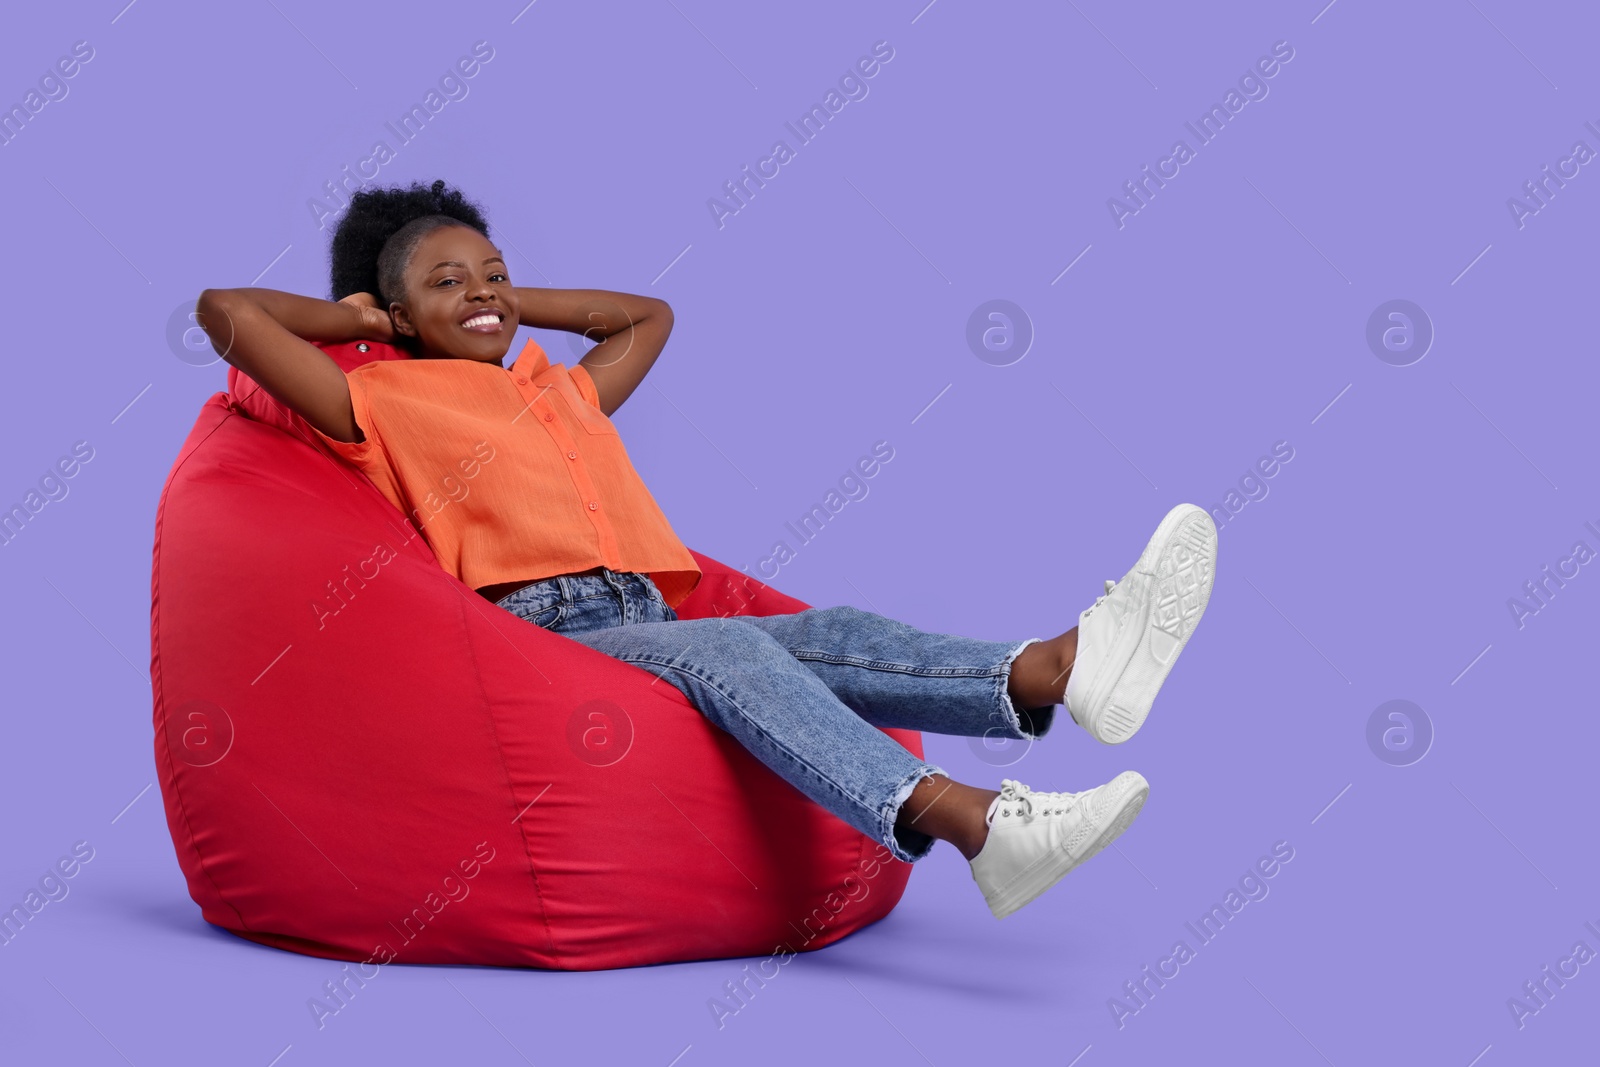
[462,313,501,329]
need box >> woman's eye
[435,275,505,286]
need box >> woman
[196,179,1217,921]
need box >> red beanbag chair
[149,340,925,970]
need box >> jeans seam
[784,650,1002,678]
[506,600,566,629]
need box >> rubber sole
[1082,504,1217,745]
[983,771,1150,920]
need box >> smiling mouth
[461,311,505,333]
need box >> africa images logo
[1106,40,1296,229]
[1107,840,1296,1028]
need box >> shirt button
[567,450,578,460]
[543,412,554,422]
[588,501,598,511]
[516,375,528,385]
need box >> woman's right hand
[338,292,398,344]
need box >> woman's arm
[514,287,672,417]
[195,288,393,444]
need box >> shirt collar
[507,336,549,378]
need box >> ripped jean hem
[994,637,1059,740]
[882,761,948,863]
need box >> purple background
[2,0,1595,1063]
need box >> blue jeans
[495,568,1055,862]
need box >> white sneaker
[1064,503,1217,745]
[969,772,1149,919]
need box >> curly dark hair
[327,179,491,305]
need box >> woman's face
[390,225,519,362]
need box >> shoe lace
[996,779,1081,821]
[1081,579,1117,620]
